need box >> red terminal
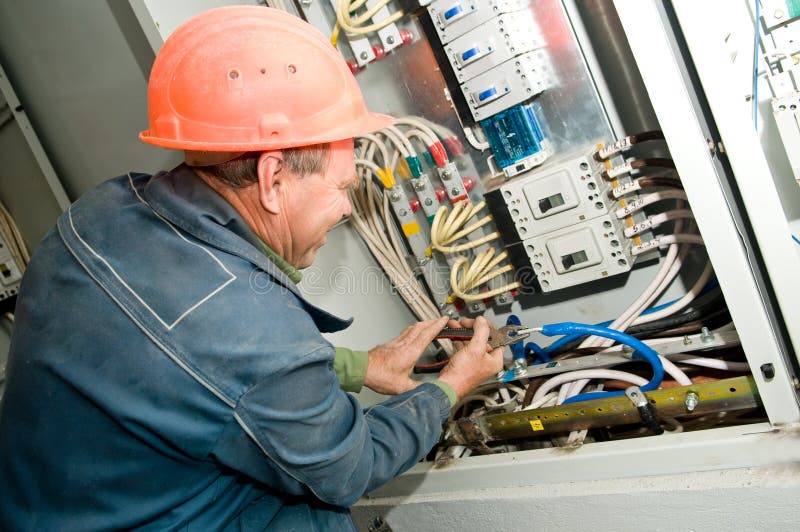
[408,198,420,213]
[429,141,448,167]
[461,176,476,192]
[443,136,464,157]
[452,298,465,312]
[434,187,447,202]
[399,29,414,45]
[346,60,361,74]
[371,44,387,61]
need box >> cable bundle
[448,248,519,302]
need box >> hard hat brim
[139,111,395,152]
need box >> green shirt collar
[258,239,302,284]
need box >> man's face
[283,138,357,269]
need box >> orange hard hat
[139,6,393,151]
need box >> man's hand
[364,316,449,395]
[437,316,504,400]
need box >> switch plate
[522,215,634,292]
[445,10,543,82]
[460,50,552,120]
[427,0,530,44]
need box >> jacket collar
[140,164,352,333]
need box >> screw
[683,335,692,346]
[424,198,433,206]
[498,295,507,303]
[416,257,430,266]
[441,171,452,180]
[496,370,507,381]
[684,391,699,412]
[451,187,460,196]
[438,302,447,310]
[398,208,408,217]
[300,0,311,5]
[470,303,481,312]
[389,191,401,202]
[413,180,425,191]
[700,327,713,342]
[387,35,395,45]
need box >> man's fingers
[458,317,476,329]
[447,319,461,329]
[468,316,491,351]
[415,316,450,346]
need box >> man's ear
[256,151,284,214]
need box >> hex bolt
[684,391,699,412]
[512,358,527,378]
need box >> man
[0,6,503,530]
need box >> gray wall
[0,0,181,249]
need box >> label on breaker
[606,162,634,179]
[616,197,645,218]
[597,136,634,160]
[632,238,661,255]
[625,217,653,237]
[611,180,642,199]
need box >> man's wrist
[333,347,368,393]
[431,380,457,407]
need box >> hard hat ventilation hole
[260,68,266,74]
[228,69,240,79]
[287,64,297,74]
[271,131,279,137]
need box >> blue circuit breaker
[481,103,551,177]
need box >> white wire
[395,116,441,145]
[665,353,750,371]
[532,370,648,403]
[615,190,689,219]
[624,209,694,237]
[632,261,713,325]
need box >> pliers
[436,325,535,349]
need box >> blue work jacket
[0,166,451,530]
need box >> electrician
[0,6,504,530]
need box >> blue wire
[753,0,761,129]
[540,278,719,356]
[793,234,800,245]
[535,322,664,404]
